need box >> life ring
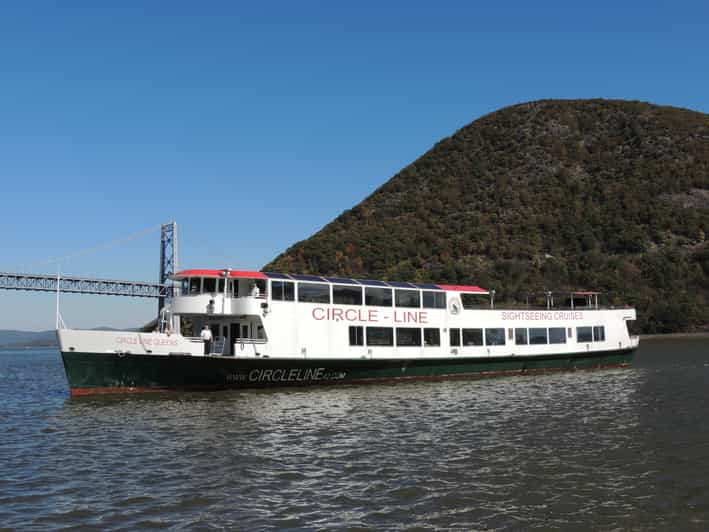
[448,298,461,315]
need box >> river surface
[1,337,708,530]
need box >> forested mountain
[265,99,709,333]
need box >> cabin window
[485,328,506,346]
[367,327,393,346]
[298,283,331,303]
[515,328,528,345]
[529,328,548,345]
[395,289,420,308]
[255,279,267,297]
[271,280,295,301]
[217,279,225,293]
[424,328,440,346]
[422,291,446,309]
[461,293,487,309]
[349,326,364,346]
[189,278,201,294]
[203,278,217,293]
[462,328,483,346]
[450,328,461,347]
[593,326,606,342]
[181,278,189,294]
[549,327,566,344]
[577,326,593,342]
[365,287,392,307]
[396,327,422,347]
[333,285,363,305]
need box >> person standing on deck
[250,282,260,297]
[201,325,213,354]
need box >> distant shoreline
[640,332,709,340]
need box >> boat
[57,269,639,396]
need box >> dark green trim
[62,349,636,395]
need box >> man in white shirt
[250,282,260,297]
[200,325,213,354]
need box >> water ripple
[2,340,709,529]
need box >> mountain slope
[0,330,56,349]
[265,99,709,333]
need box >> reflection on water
[1,339,709,530]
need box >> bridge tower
[159,222,178,314]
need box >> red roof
[173,269,267,279]
[436,284,489,294]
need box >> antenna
[55,267,66,329]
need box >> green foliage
[264,99,709,334]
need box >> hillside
[0,330,57,349]
[265,99,709,334]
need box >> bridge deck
[0,272,171,298]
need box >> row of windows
[186,277,226,295]
[183,277,266,297]
[577,326,606,342]
[349,327,442,347]
[272,280,447,308]
[511,327,568,346]
[449,328,508,347]
[349,325,608,348]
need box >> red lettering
[368,309,378,323]
[345,308,358,321]
[312,307,325,320]
[394,311,402,323]
[332,308,344,322]
[419,311,428,324]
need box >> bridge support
[159,222,178,315]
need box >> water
[1,338,708,530]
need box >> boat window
[395,289,420,308]
[485,328,506,346]
[450,328,461,347]
[256,280,267,297]
[462,328,483,346]
[549,327,566,344]
[593,326,606,342]
[424,328,440,346]
[181,278,189,294]
[367,327,393,346]
[396,327,421,347]
[333,285,363,305]
[461,293,487,309]
[422,291,446,309]
[515,328,528,345]
[577,326,593,342]
[298,282,331,304]
[349,326,364,346]
[203,278,217,294]
[365,287,392,307]
[189,277,201,294]
[529,328,548,345]
[218,278,225,293]
[271,280,295,301]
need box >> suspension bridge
[0,223,178,311]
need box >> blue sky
[1,1,708,331]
